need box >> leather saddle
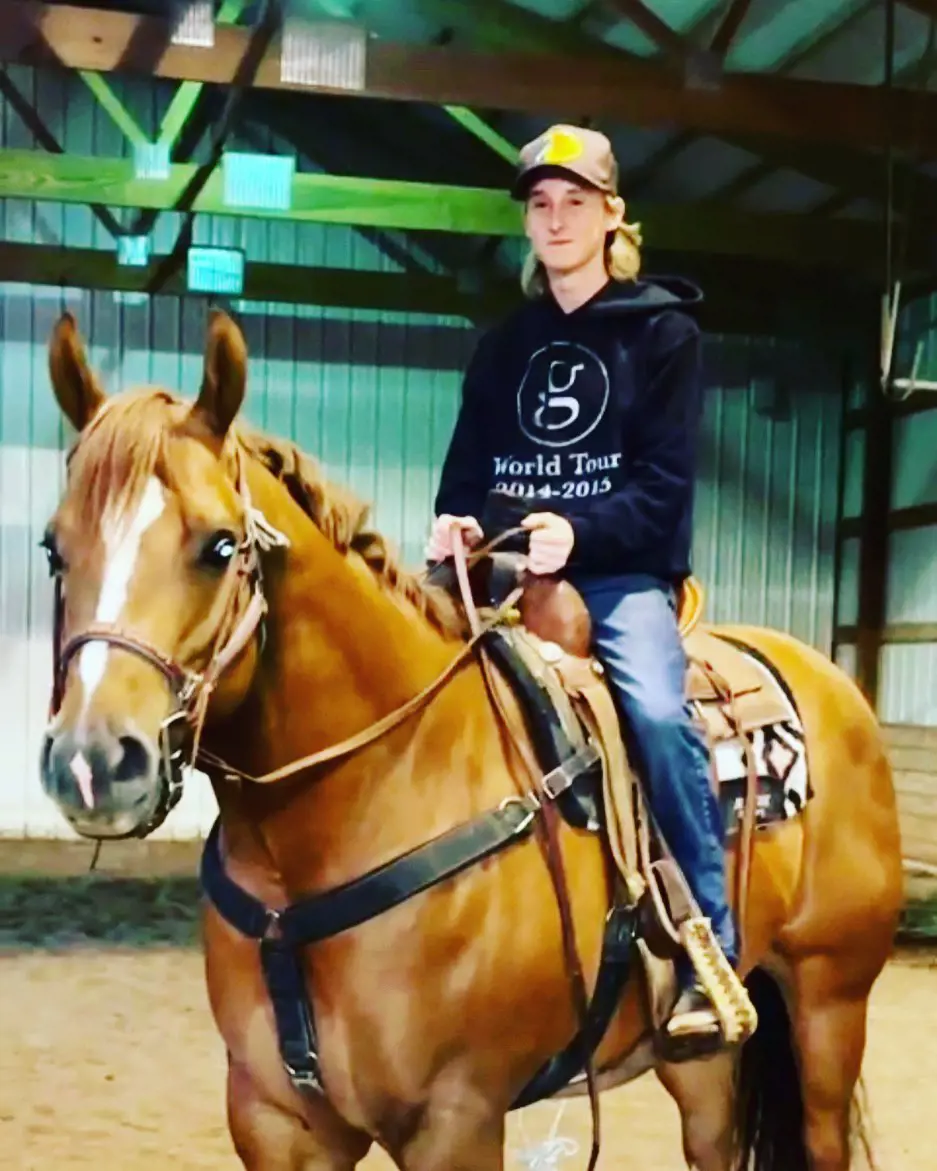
[451,549,792,754]
[448,487,793,749]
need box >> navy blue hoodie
[433,274,704,584]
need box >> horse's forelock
[65,389,185,530]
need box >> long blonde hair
[520,196,643,299]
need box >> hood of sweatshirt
[540,274,704,321]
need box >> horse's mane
[236,424,468,639]
[66,389,467,639]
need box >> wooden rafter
[156,0,249,151]
[900,0,937,17]
[0,146,905,273]
[0,240,880,335]
[598,0,687,62]
[619,0,884,200]
[0,240,511,318]
[708,0,755,59]
[410,0,618,58]
[719,42,937,209]
[716,134,937,215]
[620,131,696,195]
[5,1,937,154]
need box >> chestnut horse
[39,310,902,1171]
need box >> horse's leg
[790,955,873,1171]
[398,1099,505,1171]
[655,1052,737,1171]
[203,892,373,1171]
[227,1058,373,1171]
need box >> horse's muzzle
[40,721,161,839]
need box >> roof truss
[4,0,937,155]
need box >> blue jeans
[571,572,737,969]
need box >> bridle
[47,443,289,837]
[47,421,525,834]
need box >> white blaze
[69,750,95,808]
[77,476,166,717]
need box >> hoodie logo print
[518,341,609,449]
[534,359,584,430]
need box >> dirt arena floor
[2,841,936,1170]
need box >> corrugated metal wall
[0,68,848,836]
[692,334,843,650]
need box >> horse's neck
[207,468,487,892]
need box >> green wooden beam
[77,71,148,146]
[442,107,518,163]
[0,147,523,235]
[157,82,203,149]
[0,146,901,270]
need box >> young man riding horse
[40,247,903,1170]
[428,124,734,1048]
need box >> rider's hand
[425,514,484,562]
[522,512,575,575]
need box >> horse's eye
[39,529,65,577]
[200,530,239,570]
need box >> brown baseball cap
[511,124,619,200]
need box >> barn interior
[0,4,936,1166]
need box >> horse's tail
[732,968,876,1171]
[732,967,807,1170]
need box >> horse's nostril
[114,734,152,783]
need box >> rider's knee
[624,684,688,731]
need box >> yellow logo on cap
[537,128,584,166]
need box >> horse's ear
[48,313,107,432]
[192,310,247,438]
